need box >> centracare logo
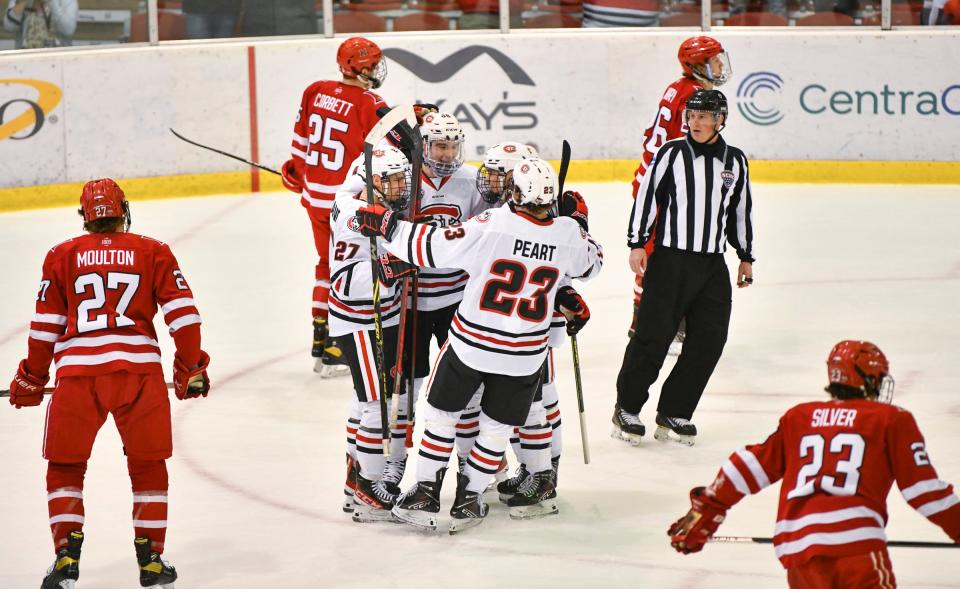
[736,71,784,126]
[0,79,62,141]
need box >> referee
[612,89,754,447]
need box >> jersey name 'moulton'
[512,239,556,261]
[77,249,135,268]
[313,93,354,117]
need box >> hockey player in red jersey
[668,340,960,588]
[355,158,601,533]
[280,36,388,376]
[7,179,210,589]
[628,36,732,347]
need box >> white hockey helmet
[421,111,465,177]
[364,145,411,211]
[507,157,558,207]
[476,141,539,203]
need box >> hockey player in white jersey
[355,157,601,533]
[329,145,411,522]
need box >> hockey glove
[355,205,399,240]
[414,103,439,125]
[668,486,728,554]
[8,360,48,409]
[557,190,589,232]
[173,350,210,400]
[377,253,417,287]
[555,285,590,336]
[280,159,303,194]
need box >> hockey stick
[1,383,175,397]
[169,128,280,176]
[555,140,590,464]
[362,105,418,457]
[710,536,960,549]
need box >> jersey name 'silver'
[415,165,490,312]
[328,192,401,337]
[384,207,603,376]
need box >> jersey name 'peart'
[512,239,556,261]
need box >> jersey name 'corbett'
[77,249,135,267]
[512,239,556,261]
[313,93,355,117]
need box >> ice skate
[654,413,697,446]
[342,454,358,513]
[135,537,177,589]
[627,302,640,339]
[41,530,83,589]
[448,474,488,535]
[551,456,560,488]
[611,405,645,446]
[507,470,559,520]
[496,463,530,503]
[667,329,686,357]
[391,469,445,530]
[382,456,407,495]
[352,474,398,523]
[312,318,350,377]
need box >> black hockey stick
[1,383,175,397]
[710,536,960,549]
[169,128,280,176]
[362,105,418,457]
[555,140,590,465]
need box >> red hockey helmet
[826,340,894,402]
[944,0,959,23]
[678,36,731,86]
[337,37,386,89]
[79,178,131,230]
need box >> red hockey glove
[557,190,589,232]
[668,486,728,554]
[555,286,590,336]
[377,253,417,287]
[173,350,210,400]
[355,205,399,240]
[280,159,303,194]
[8,360,48,409]
[414,103,439,125]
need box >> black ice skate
[496,463,530,503]
[352,474,398,523]
[311,316,326,358]
[135,537,177,589]
[668,318,687,357]
[654,413,697,446]
[313,318,350,378]
[343,454,358,513]
[507,470,559,520]
[611,405,645,446]
[551,456,560,489]
[391,468,446,530]
[382,456,407,496]
[41,530,83,589]
[449,474,488,535]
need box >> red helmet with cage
[79,178,131,229]
[826,340,893,401]
[944,0,959,23]
[678,36,730,86]
[337,37,386,89]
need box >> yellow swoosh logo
[0,79,62,141]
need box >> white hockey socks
[463,413,512,494]
[346,396,361,461]
[518,400,552,474]
[356,401,386,480]
[456,389,484,460]
[542,379,563,460]
[390,393,409,461]
[416,403,458,483]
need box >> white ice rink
[1,182,958,588]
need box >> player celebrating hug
[355,158,601,533]
[8,179,210,589]
[668,340,960,587]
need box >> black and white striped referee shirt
[627,135,755,262]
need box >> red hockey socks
[128,458,169,554]
[47,461,87,554]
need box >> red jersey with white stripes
[25,232,202,378]
[631,76,703,197]
[708,399,960,568]
[383,206,603,376]
[290,81,386,211]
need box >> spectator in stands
[240,0,318,36]
[183,0,241,39]
[3,0,76,48]
[727,0,787,18]
[458,0,522,29]
[581,0,659,26]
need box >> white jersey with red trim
[706,399,960,568]
[415,164,489,312]
[328,192,401,337]
[383,206,603,376]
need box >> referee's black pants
[616,247,732,419]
